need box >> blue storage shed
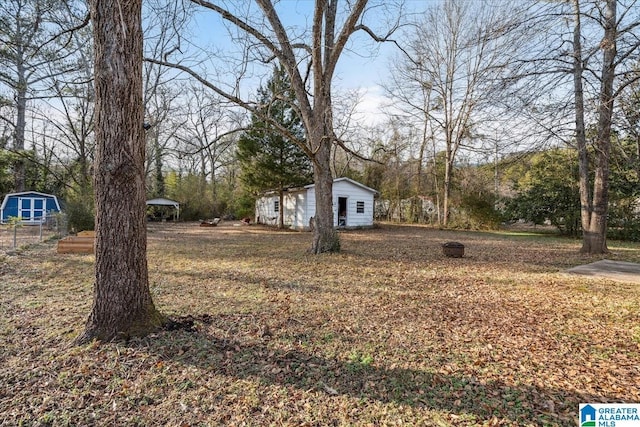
[0,191,62,224]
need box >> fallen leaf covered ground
[1,222,639,426]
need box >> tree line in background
[1,0,639,250]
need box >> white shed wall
[332,180,375,227]
[306,187,317,228]
[282,190,306,228]
[255,178,376,230]
[256,191,308,229]
[255,195,279,226]
[290,192,308,229]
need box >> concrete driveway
[566,260,640,284]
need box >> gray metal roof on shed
[303,177,379,195]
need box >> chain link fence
[0,213,68,251]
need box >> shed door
[18,197,46,222]
[338,197,347,226]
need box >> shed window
[274,200,279,212]
[356,201,365,213]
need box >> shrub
[65,194,95,233]
[450,193,502,230]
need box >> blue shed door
[18,197,46,222]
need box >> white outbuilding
[255,177,378,230]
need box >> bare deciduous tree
[148,0,400,253]
[173,84,244,216]
[142,0,193,198]
[391,0,523,226]
[510,0,640,254]
[571,0,640,254]
[0,0,87,191]
[75,0,165,344]
[44,25,95,195]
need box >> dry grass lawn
[1,222,639,426]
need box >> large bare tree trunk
[13,73,26,192]
[311,135,339,253]
[76,0,164,344]
[636,133,640,182]
[443,154,453,226]
[573,0,592,250]
[581,0,616,255]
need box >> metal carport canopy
[145,197,180,220]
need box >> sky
[180,0,429,125]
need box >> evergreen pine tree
[237,64,312,228]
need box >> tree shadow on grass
[129,315,613,426]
